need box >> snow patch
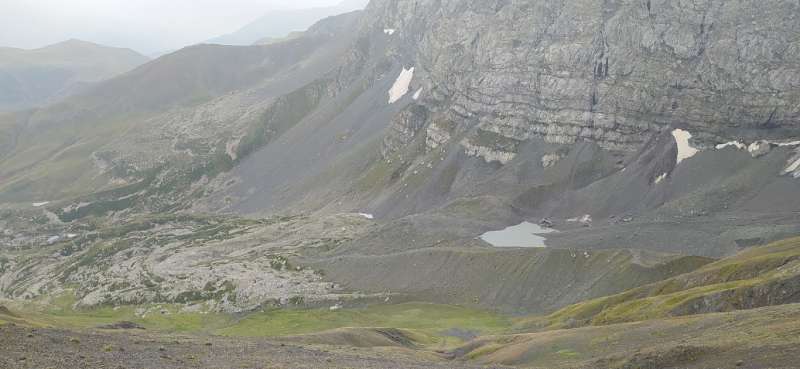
[654,173,667,184]
[358,213,374,219]
[383,29,395,35]
[412,88,422,100]
[716,139,800,156]
[774,140,800,147]
[672,129,698,164]
[32,202,50,207]
[47,236,60,243]
[782,149,800,178]
[388,67,414,104]
[567,214,593,223]
[784,158,800,177]
[67,233,77,238]
[716,141,746,150]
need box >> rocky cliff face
[370,0,800,164]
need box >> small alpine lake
[480,221,556,247]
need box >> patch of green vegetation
[8,304,234,334]
[174,291,204,304]
[589,334,615,346]
[215,302,515,338]
[554,349,580,358]
[466,345,502,360]
[50,291,79,309]
[213,281,237,302]
[591,298,654,325]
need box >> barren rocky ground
[0,323,501,369]
[1,0,799,367]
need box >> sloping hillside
[2,239,799,368]
[0,15,360,205]
[455,303,800,368]
[303,230,713,315]
[196,0,800,260]
[513,237,800,331]
[0,39,149,113]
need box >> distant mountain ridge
[0,39,149,113]
[206,0,368,46]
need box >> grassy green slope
[0,302,514,350]
[3,238,799,367]
[458,303,800,368]
[513,237,800,331]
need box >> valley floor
[1,303,799,368]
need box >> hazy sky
[0,0,351,54]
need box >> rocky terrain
[2,238,799,367]
[0,0,799,367]
[0,207,380,314]
[0,322,496,369]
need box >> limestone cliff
[368,0,800,163]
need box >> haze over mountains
[206,0,370,46]
[0,0,799,367]
[0,0,370,114]
[0,39,149,113]
[0,0,364,55]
